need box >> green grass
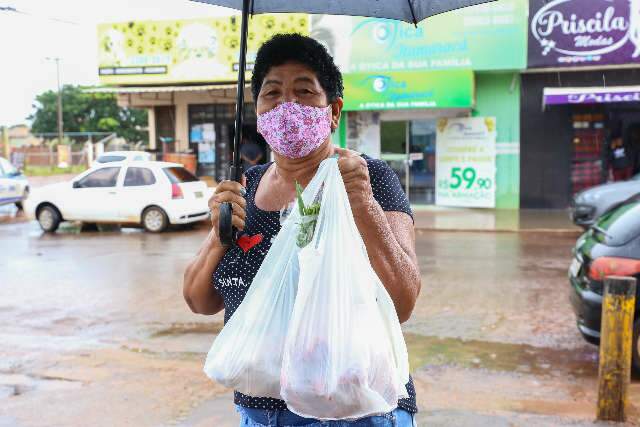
[24,165,87,177]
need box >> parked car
[569,195,640,372]
[570,174,640,228]
[94,151,152,165]
[24,161,212,233]
[0,156,29,209]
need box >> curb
[415,227,583,234]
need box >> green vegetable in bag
[295,182,320,248]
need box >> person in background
[240,136,264,172]
[610,134,633,181]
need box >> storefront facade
[96,1,527,209]
[332,0,526,209]
[521,0,640,209]
[96,14,309,179]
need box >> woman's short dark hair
[251,33,344,103]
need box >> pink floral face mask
[257,102,332,159]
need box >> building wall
[117,88,253,153]
[520,69,640,209]
[474,72,521,209]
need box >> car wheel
[142,207,168,233]
[37,205,61,233]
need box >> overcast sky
[0,0,232,128]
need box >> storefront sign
[529,0,640,68]
[97,15,309,85]
[98,0,526,85]
[325,0,527,72]
[342,70,474,111]
[435,117,496,208]
[544,86,640,105]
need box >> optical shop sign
[529,0,640,67]
[435,118,496,209]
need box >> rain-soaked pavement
[0,206,637,426]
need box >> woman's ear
[330,98,344,132]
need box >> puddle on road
[405,333,598,378]
[116,322,225,359]
[144,324,598,380]
[0,373,83,399]
[151,322,223,338]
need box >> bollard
[597,276,637,422]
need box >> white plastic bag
[202,159,329,397]
[280,158,409,420]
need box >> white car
[0,156,29,209]
[25,161,212,233]
[94,150,152,165]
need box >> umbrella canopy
[193,0,494,24]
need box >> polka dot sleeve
[364,156,414,220]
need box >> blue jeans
[236,405,416,427]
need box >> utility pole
[46,57,64,145]
[1,126,9,160]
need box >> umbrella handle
[218,164,242,246]
[218,202,235,247]
[221,0,250,246]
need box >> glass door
[408,120,437,204]
[380,119,437,205]
[380,121,408,194]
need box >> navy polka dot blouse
[212,155,417,414]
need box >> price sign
[435,117,496,208]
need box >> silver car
[0,156,29,209]
[571,174,640,228]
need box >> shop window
[188,103,264,181]
[571,113,606,195]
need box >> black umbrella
[193,0,495,245]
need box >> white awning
[84,84,249,94]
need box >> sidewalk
[413,206,582,233]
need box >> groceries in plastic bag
[202,160,329,398]
[281,158,409,420]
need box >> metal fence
[9,132,125,170]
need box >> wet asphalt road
[0,207,632,426]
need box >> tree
[29,85,148,143]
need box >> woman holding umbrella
[183,33,421,426]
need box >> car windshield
[163,167,198,183]
[594,201,640,246]
[632,173,640,181]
